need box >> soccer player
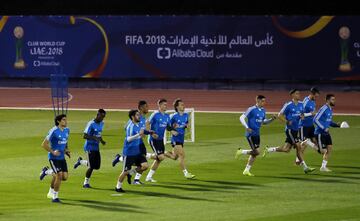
[39,114,70,203]
[73,109,106,188]
[263,89,315,174]
[235,95,276,176]
[164,98,196,179]
[296,87,321,164]
[314,94,340,172]
[115,110,150,192]
[112,100,156,184]
[145,98,176,183]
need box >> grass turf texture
[0,110,359,221]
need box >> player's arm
[41,138,60,156]
[83,133,101,142]
[278,103,291,125]
[126,126,145,142]
[314,109,326,131]
[239,114,252,133]
[65,144,71,158]
[263,114,277,125]
[330,121,340,128]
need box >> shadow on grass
[197,179,263,187]
[330,165,360,170]
[125,189,221,202]
[160,180,261,191]
[61,199,146,213]
[257,175,356,184]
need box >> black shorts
[49,159,68,173]
[171,141,184,148]
[299,126,315,140]
[285,129,300,145]
[149,139,165,155]
[123,154,147,171]
[246,136,260,150]
[316,133,332,149]
[87,150,101,170]
[140,142,147,155]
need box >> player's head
[289,89,301,101]
[326,94,336,107]
[173,98,184,112]
[55,114,67,127]
[310,87,320,100]
[129,109,140,123]
[256,95,266,107]
[138,100,149,114]
[157,98,167,112]
[95,109,106,122]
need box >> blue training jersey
[279,101,304,131]
[83,120,104,151]
[148,111,171,141]
[123,121,142,156]
[46,126,70,160]
[170,112,189,143]
[314,104,335,135]
[300,96,316,127]
[243,105,266,137]
[124,114,146,144]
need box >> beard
[330,103,335,107]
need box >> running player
[115,110,150,192]
[164,98,196,179]
[235,95,276,176]
[263,89,315,174]
[73,109,106,188]
[39,114,70,203]
[314,94,340,172]
[145,98,176,182]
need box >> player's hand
[325,128,329,133]
[139,129,145,138]
[300,113,305,120]
[173,123,179,129]
[171,130,179,136]
[100,139,106,145]
[246,128,253,133]
[287,120,292,125]
[152,133,159,139]
[271,114,277,120]
[52,150,61,156]
[65,150,71,158]
[311,111,316,116]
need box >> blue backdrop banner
[0,15,359,80]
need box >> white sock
[134,173,142,180]
[267,147,277,152]
[84,177,90,185]
[45,169,54,175]
[80,160,88,166]
[116,181,122,189]
[146,153,153,159]
[48,187,54,194]
[119,155,124,162]
[301,161,308,169]
[295,156,300,162]
[321,160,328,168]
[53,191,58,199]
[183,169,189,176]
[147,169,156,179]
[241,150,252,155]
[305,139,317,150]
[244,164,251,172]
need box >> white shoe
[47,192,54,199]
[119,156,124,162]
[320,167,332,172]
[145,177,157,183]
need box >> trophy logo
[14,26,26,69]
[338,26,351,72]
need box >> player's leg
[52,172,62,202]
[174,143,195,179]
[133,156,149,184]
[115,156,133,192]
[320,133,333,172]
[134,143,149,182]
[146,140,165,182]
[235,136,255,159]
[243,136,260,176]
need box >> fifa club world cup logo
[338,26,351,72]
[13,26,26,69]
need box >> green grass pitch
[0,109,359,221]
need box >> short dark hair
[310,87,320,95]
[138,100,147,109]
[256,95,266,100]
[98,109,106,115]
[54,114,66,126]
[326,94,335,101]
[289,89,299,95]
[158,98,167,105]
[173,98,183,112]
[128,109,139,119]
